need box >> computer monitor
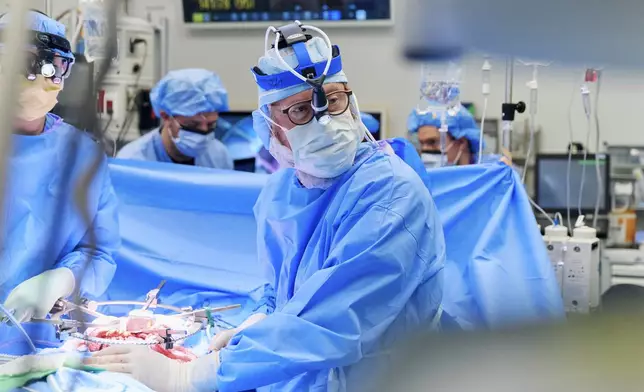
[215,111,254,146]
[362,111,383,140]
[182,0,393,27]
[234,157,257,173]
[534,154,611,215]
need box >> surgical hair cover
[407,106,485,156]
[253,37,347,107]
[0,10,75,61]
[150,68,229,118]
[252,36,349,148]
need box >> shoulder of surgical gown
[116,131,159,161]
[197,138,234,170]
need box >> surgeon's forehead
[272,82,346,108]
[175,111,219,123]
[418,125,440,140]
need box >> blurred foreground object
[403,0,644,66]
[382,312,644,391]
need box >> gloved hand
[86,345,220,392]
[0,350,84,376]
[3,268,75,323]
[209,313,267,352]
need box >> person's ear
[160,112,179,138]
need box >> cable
[70,11,84,53]
[530,196,555,226]
[0,303,37,354]
[54,8,74,21]
[592,71,603,228]
[577,83,592,220]
[554,212,564,226]
[522,65,538,184]
[566,72,580,232]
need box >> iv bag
[79,0,108,62]
[418,61,463,116]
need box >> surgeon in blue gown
[117,69,234,169]
[88,23,445,392]
[0,11,120,355]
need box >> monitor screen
[362,111,382,140]
[216,111,253,140]
[182,0,392,24]
[535,154,611,214]
[234,157,257,172]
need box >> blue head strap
[252,44,343,91]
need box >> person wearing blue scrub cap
[89,22,445,392]
[407,105,485,168]
[117,69,233,169]
[0,11,119,354]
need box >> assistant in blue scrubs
[117,69,233,169]
[0,11,120,355]
[407,105,486,168]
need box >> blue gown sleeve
[54,158,120,298]
[217,199,442,391]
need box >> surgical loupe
[23,31,74,84]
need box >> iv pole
[501,57,526,154]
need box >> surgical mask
[16,76,61,121]
[426,141,464,167]
[421,152,442,169]
[262,111,362,179]
[173,129,214,157]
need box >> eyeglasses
[281,89,353,126]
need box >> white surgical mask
[262,110,362,179]
[16,76,61,121]
[421,152,442,169]
[172,122,214,157]
[424,141,465,168]
[287,113,362,179]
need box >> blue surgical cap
[407,105,485,156]
[151,69,229,117]
[360,112,380,134]
[254,37,348,107]
[0,11,74,61]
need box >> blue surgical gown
[0,113,120,355]
[218,143,445,392]
[117,128,234,170]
